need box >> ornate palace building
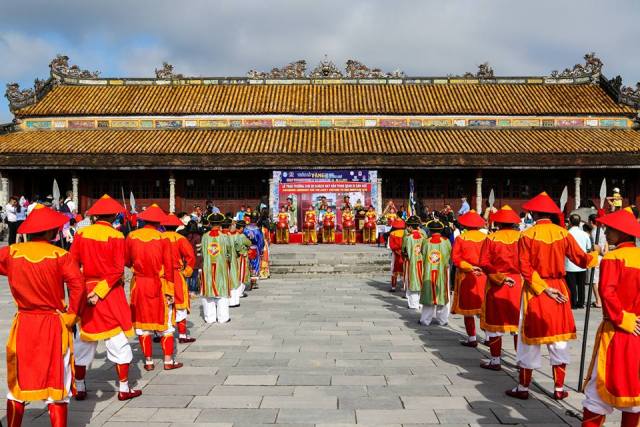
[1,53,639,217]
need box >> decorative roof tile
[14,83,632,117]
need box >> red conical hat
[161,213,184,227]
[597,207,640,238]
[522,192,562,214]
[458,210,485,229]
[490,205,520,225]
[138,204,167,223]
[86,194,125,216]
[18,204,69,234]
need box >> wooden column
[475,171,483,213]
[169,173,176,213]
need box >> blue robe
[243,224,264,277]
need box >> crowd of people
[0,194,274,427]
[384,191,640,425]
[0,188,639,426]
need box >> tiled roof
[15,83,633,117]
[1,128,639,169]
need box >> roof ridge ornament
[309,55,343,78]
[155,62,183,79]
[463,62,494,79]
[247,58,405,79]
[49,54,99,80]
[5,83,35,110]
[247,60,307,79]
[550,52,603,83]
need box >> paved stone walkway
[0,266,604,426]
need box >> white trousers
[230,283,246,306]
[175,308,188,323]
[202,297,230,323]
[516,336,570,370]
[583,350,640,415]
[487,331,504,338]
[420,303,450,326]
[74,331,133,366]
[8,348,72,404]
[406,290,420,309]
[136,307,175,336]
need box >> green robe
[232,231,252,287]
[402,230,426,292]
[420,236,451,306]
[201,228,231,298]
[225,231,240,290]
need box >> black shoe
[241,293,248,298]
[229,304,240,308]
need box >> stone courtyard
[0,245,605,426]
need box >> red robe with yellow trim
[519,219,596,345]
[584,242,640,407]
[71,221,133,341]
[478,229,523,333]
[451,230,488,315]
[388,229,405,274]
[0,241,85,402]
[126,225,175,331]
[163,231,195,313]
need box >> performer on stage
[244,212,264,289]
[388,218,406,292]
[162,213,197,343]
[354,199,366,231]
[342,209,356,245]
[322,207,336,244]
[303,206,318,245]
[0,204,85,427]
[403,216,426,309]
[126,204,182,372]
[230,220,251,307]
[582,207,640,426]
[341,195,353,214]
[363,205,377,244]
[419,219,452,326]
[72,195,141,402]
[451,210,488,347]
[276,206,290,244]
[477,205,522,371]
[285,195,297,232]
[505,192,596,401]
[201,213,231,323]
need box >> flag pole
[578,178,606,390]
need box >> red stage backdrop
[272,170,376,230]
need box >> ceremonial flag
[129,191,136,213]
[52,179,60,210]
[407,178,416,217]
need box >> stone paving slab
[0,267,602,426]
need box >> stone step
[270,257,391,267]
[270,264,391,275]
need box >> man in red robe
[0,204,85,427]
[126,204,182,371]
[478,205,522,370]
[451,210,487,347]
[506,192,597,401]
[582,207,640,426]
[162,213,197,343]
[388,218,406,292]
[71,195,142,402]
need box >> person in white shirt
[5,196,19,244]
[565,214,592,309]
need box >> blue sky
[1,0,639,123]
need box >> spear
[578,178,606,390]
[52,179,60,210]
[488,188,495,209]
